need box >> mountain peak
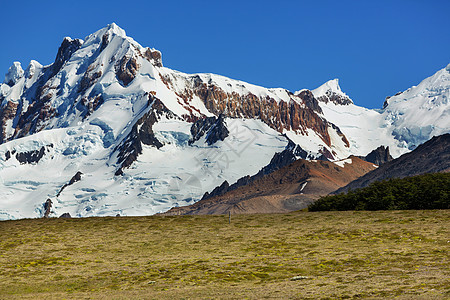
[313,79,342,96]
[3,62,24,87]
[105,22,127,37]
[84,23,128,46]
[311,78,353,105]
[446,63,450,72]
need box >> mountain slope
[310,172,450,211]
[334,133,450,194]
[313,67,450,158]
[163,156,376,215]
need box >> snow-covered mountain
[311,67,450,158]
[0,24,448,219]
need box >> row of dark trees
[308,172,450,211]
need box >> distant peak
[84,23,128,46]
[4,61,24,87]
[315,79,342,94]
[446,63,450,72]
[311,78,353,105]
[104,22,127,37]
[24,60,42,79]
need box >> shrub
[308,173,450,211]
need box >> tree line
[308,172,450,211]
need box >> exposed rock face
[52,38,83,76]
[298,90,322,113]
[8,144,53,164]
[195,83,323,134]
[100,32,110,52]
[189,114,229,145]
[313,80,353,106]
[43,199,52,218]
[15,147,46,164]
[363,146,393,165]
[0,101,18,143]
[201,138,313,201]
[13,101,57,139]
[68,171,83,185]
[116,55,140,86]
[383,91,403,109]
[202,181,230,200]
[80,94,104,118]
[315,92,353,106]
[162,75,349,150]
[163,156,376,215]
[59,213,71,218]
[144,48,163,67]
[335,134,450,194]
[78,64,103,93]
[115,95,169,175]
[57,171,83,197]
[258,137,320,176]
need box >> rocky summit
[0,24,449,219]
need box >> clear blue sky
[1,0,449,108]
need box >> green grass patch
[0,210,448,299]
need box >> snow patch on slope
[334,158,352,168]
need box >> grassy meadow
[0,210,449,299]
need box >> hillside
[310,172,450,211]
[164,156,376,215]
[335,133,450,194]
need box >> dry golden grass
[0,210,449,299]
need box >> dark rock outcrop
[362,146,393,165]
[56,171,83,197]
[12,84,58,139]
[80,94,104,118]
[202,181,230,200]
[201,138,312,201]
[0,101,18,143]
[144,48,163,67]
[298,90,322,113]
[59,213,71,218]
[15,144,53,164]
[5,150,11,160]
[100,32,110,52]
[335,134,450,194]
[43,199,52,218]
[315,89,353,106]
[162,74,350,154]
[115,95,170,175]
[189,114,229,145]
[259,139,310,174]
[116,55,139,86]
[16,147,45,164]
[163,156,376,216]
[78,64,103,94]
[52,38,83,76]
